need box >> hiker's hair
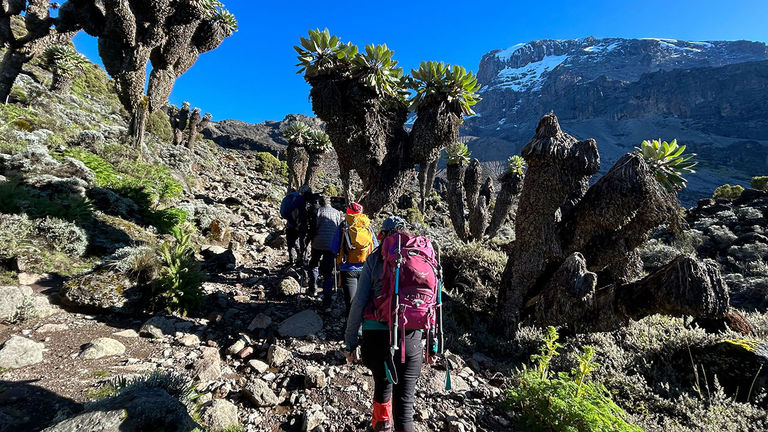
[382,225,409,237]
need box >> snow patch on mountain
[489,54,568,92]
[495,43,525,61]
[584,41,620,54]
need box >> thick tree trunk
[304,153,322,188]
[418,159,439,213]
[486,171,524,238]
[340,169,352,203]
[464,158,482,211]
[468,196,490,241]
[529,253,729,332]
[287,143,309,191]
[0,49,25,103]
[186,109,201,149]
[446,162,467,241]
[129,105,147,151]
[494,113,731,336]
[50,72,73,94]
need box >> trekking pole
[435,243,452,391]
[389,234,403,383]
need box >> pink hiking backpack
[366,233,440,363]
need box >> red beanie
[347,202,363,215]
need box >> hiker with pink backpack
[344,216,447,432]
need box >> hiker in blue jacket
[306,194,343,309]
[280,188,306,265]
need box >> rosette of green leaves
[42,45,88,77]
[411,61,482,116]
[283,121,310,145]
[635,138,697,191]
[445,141,470,166]
[192,0,237,33]
[213,8,238,33]
[306,130,333,154]
[506,155,526,175]
[295,28,358,77]
[351,44,406,99]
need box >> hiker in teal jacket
[344,216,424,432]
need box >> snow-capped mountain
[464,37,768,204]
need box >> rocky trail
[0,147,511,432]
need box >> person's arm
[345,255,375,350]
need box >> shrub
[322,184,338,197]
[0,176,94,224]
[253,152,288,180]
[153,225,206,316]
[35,216,89,256]
[0,212,35,252]
[71,62,122,110]
[712,184,744,200]
[105,245,161,284]
[752,176,768,191]
[147,110,173,142]
[405,206,424,225]
[505,326,644,432]
[146,207,188,234]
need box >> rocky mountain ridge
[464,36,768,205]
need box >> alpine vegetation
[295,28,481,214]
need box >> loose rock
[277,310,323,338]
[0,336,44,369]
[80,337,126,359]
[242,378,279,407]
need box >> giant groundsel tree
[295,29,481,214]
[494,113,734,336]
[0,1,76,102]
[58,0,236,148]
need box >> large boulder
[0,336,44,369]
[277,310,323,338]
[42,387,198,432]
[80,338,126,360]
[59,271,140,312]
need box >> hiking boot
[373,420,392,432]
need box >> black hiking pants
[361,329,423,432]
[340,271,360,317]
[308,249,335,306]
[286,226,305,264]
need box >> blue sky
[73,0,768,124]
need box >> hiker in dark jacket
[306,194,343,308]
[344,216,424,432]
[280,188,306,265]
